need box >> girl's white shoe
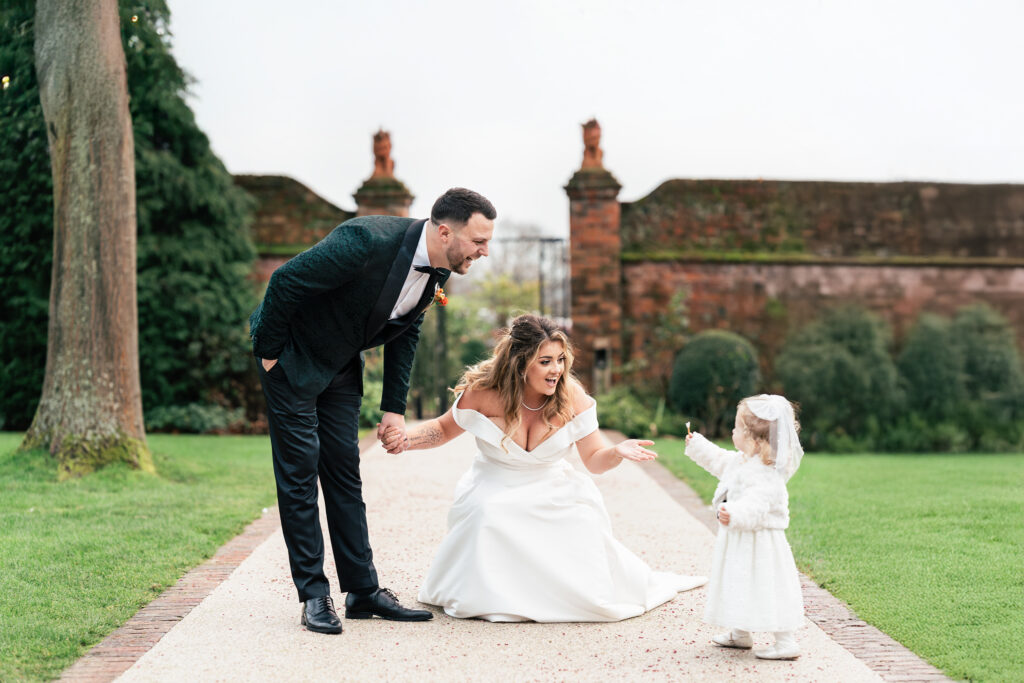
[712,630,753,649]
[754,644,801,660]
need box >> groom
[250,187,496,634]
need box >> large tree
[23,0,151,477]
[1,1,256,435]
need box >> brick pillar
[353,129,414,216]
[565,120,622,394]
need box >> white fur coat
[685,433,790,531]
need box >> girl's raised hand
[614,439,657,462]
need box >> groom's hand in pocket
[261,358,278,372]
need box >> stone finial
[354,128,413,216]
[371,128,394,179]
[566,118,620,196]
[580,118,603,170]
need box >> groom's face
[442,213,493,274]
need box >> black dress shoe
[345,587,433,621]
[301,595,343,634]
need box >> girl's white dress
[685,434,804,632]
[418,393,706,622]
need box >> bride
[381,314,705,622]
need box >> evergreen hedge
[778,304,1024,452]
[0,1,257,431]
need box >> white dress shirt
[389,223,432,319]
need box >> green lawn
[3,431,1020,682]
[657,437,1024,683]
[0,432,276,682]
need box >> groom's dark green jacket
[249,216,449,413]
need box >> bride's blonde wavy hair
[455,314,577,451]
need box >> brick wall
[622,260,1024,383]
[621,179,1024,258]
[571,176,1024,392]
[234,174,354,284]
[234,174,353,248]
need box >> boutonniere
[433,286,448,306]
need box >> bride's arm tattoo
[409,423,444,448]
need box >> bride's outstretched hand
[614,439,657,461]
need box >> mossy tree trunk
[22,0,152,478]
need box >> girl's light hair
[736,396,801,467]
[455,314,576,451]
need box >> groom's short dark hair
[431,188,497,225]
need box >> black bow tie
[414,265,451,278]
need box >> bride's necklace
[521,397,548,411]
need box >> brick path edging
[59,507,281,683]
[59,432,383,682]
[639,457,952,683]
[60,432,952,683]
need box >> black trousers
[258,357,378,602]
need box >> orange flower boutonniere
[433,287,448,306]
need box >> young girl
[685,394,805,660]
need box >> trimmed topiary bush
[668,330,760,437]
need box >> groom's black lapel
[363,219,425,347]
[409,270,451,318]
[366,268,453,349]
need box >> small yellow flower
[2,76,10,91]
[131,15,138,22]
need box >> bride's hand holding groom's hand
[380,427,406,454]
[378,413,408,454]
[613,439,658,462]
[380,426,409,454]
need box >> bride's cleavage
[517,410,556,452]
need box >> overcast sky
[167,0,1024,237]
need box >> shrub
[596,386,656,439]
[650,397,693,437]
[776,306,900,449]
[460,338,489,369]
[145,403,246,434]
[951,305,1024,421]
[876,413,934,452]
[668,330,760,437]
[360,378,384,430]
[897,313,966,422]
[360,349,385,429]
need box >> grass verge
[656,436,1024,682]
[0,432,275,682]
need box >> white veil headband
[745,394,803,481]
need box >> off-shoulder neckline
[452,393,596,454]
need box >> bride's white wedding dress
[417,393,706,622]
